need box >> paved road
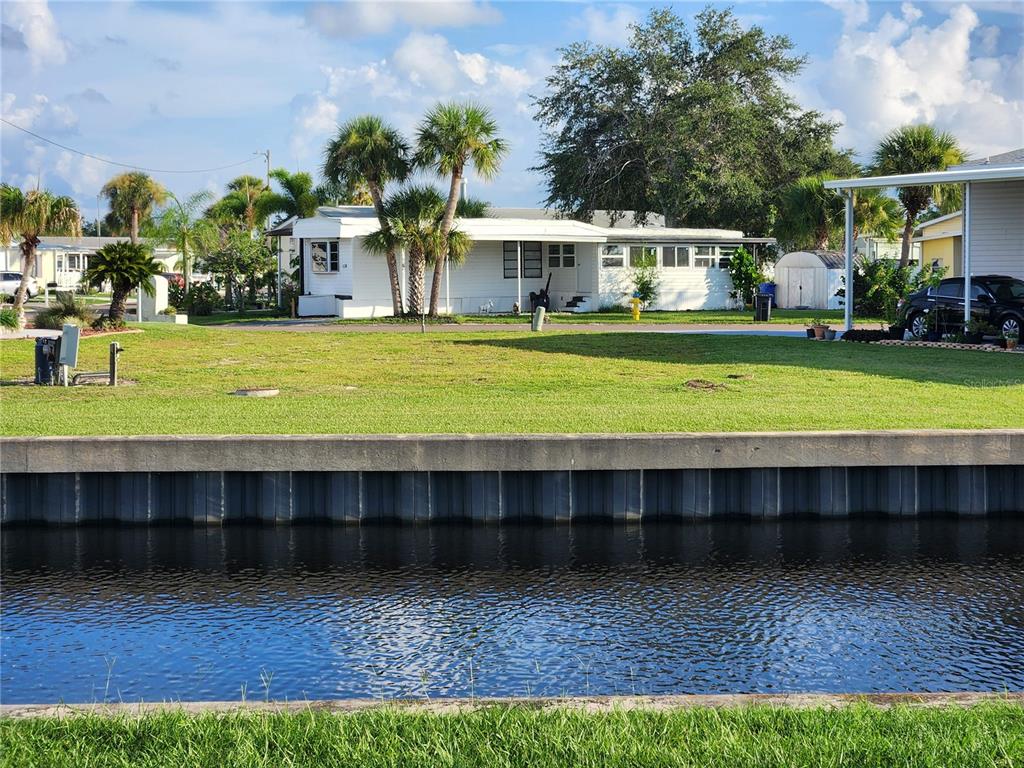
[209,319,846,337]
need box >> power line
[1,117,261,174]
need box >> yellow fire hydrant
[631,297,641,322]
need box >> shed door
[788,268,816,308]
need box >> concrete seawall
[2,431,1022,524]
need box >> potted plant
[811,317,829,340]
[824,328,837,341]
[1005,329,1019,351]
[925,310,942,342]
[965,318,995,345]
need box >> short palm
[83,241,162,322]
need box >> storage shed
[772,250,845,309]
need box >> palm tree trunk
[12,239,38,328]
[368,183,403,315]
[109,287,128,323]
[130,208,139,245]
[429,168,463,316]
[899,216,915,269]
[408,245,425,315]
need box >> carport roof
[823,163,1024,190]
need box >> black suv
[896,275,1024,338]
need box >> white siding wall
[597,246,737,310]
[969,180,1024,279]
[310,239,601,318]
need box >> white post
[844,189,854,332]
[276,237,282,308]
[963,182,972,327]
[516,240,522,313]
[445,262,450,316]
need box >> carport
[824,152,1024,330]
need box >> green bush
[630,251,660,309]
[0,307,18,330]
[183,283,223,316]
[836,260,945,324]
[33,292,95,330]
[727,246,765,306]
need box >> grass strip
[2,325,1022,435]
[2,703,1021,768]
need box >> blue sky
[2,0,1022,224]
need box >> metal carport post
[844,189,854,332]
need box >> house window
[601,244,624,268]
[502,241,543,278]
[310,240,340,273]
[718,258,731,270]
[693,245,717,268]
[547,243,577,269]
[629,246,657,267]
[663,246,690,268]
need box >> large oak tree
[533,8,850,235]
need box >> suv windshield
[984,278,1024,302]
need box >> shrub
[841,329,889,343]
[836,260,945,323]
[0,307,18,330]
[183,283,223,316]
[160,306,178,316]
[33,292,95,330]
[91,315,125,331]
[727,246,766,306]
[630,251,660,309]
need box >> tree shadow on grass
[453,333,1024,388]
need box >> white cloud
[804,2,1024,158]
[575,4,641,45]
[1,93,77,133]
[2,0,67,68]
[306,1,501,39]
[821,0,870,32]
[54,150,106,195]
[456,51,490,85]
[290,94,339,162]
[393,32,460,90]
[323,61,409,102]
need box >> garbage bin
[758,282,776,308]
[754,293,772,322]
[35,337,57,385]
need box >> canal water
[3,520,1023,704]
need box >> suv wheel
[1000,315,1021,337]
[908,312,928,338]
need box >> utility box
[59,324,80,368]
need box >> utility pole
[96,193,101,237]
[256,149,281,307]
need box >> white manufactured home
[292,207,773,318]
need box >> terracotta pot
[813,325,827,340]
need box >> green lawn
[2,704,1020,768]
[1,325,1021,435]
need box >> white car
[0,272,39,299]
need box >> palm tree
[208,175,274,231]
[774,176,904,253]
[82,241,162,323]
[265,169,320,223]
[323,116,412,315]
[455,196,491,218]
[773,175,843,251]
[871,125,966,267]
[100,172,167,244]
[313,178,373,207]
[416,102,507,315]
[0,184,80,326]
[149,191,214,286]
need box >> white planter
[155,313,188,325]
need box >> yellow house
[913,211,962,276]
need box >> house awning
[823,165,1024,190]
